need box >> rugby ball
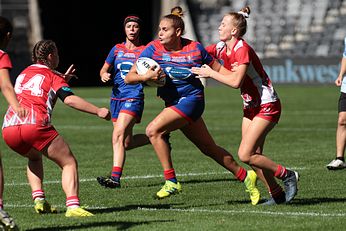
[136,57,166,87]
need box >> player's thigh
[146,108,188,136]
[181,117,216,148]
[43,135,76,167]
[239,117,275,155]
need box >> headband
[237,11,249,18]
[124,15,142,26]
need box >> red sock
[236,167,247,182]
[111,166,122,179]
[274,165,287,179]
[164,169,177,183]
[66,196,80,208]
[32,189,45,200]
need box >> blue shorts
[166,95,205,123]
[110,98,144,123]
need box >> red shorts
[2,125,59,155]
[243,100,281,123]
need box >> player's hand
[101,73,111,83]
[143,66,162,82]
[97,107,111,120]
[230,62,239,72]
[335,75,343,86]
[12,105,28,118]
[191,64,213,78]
[63,64,78,82]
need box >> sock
[236,167,247,182]
[111,166,122,181]
[336,157,345,162]
[274,165,287,179]
[269,185,285,203]
[32,189,45,201]
[269,185,284,198]
[66,196,80,209]
[164,169,177,183]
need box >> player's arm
[0,68,27,117]
[56,87,110,120]
[336,57,346,86]
[100,62,112,83]
[124,64,160,84]
[192,62,247,89]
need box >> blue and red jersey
[139,38,214,102]
[105,43,145,100]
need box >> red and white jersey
[0,49,12,70]
[3,64,69,127]
[206,39,279,109]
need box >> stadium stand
[0,0,31,78]
[187,0,346,58]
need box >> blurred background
[1,0,346,86]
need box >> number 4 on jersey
[15,74,45,96]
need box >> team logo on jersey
[117,51,124,58]
[162,53,171,62]
[62,86,72,92]
[165,67,192,80]
[117,62,133,79]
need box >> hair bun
[171,6,184,17]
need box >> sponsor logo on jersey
[163,53,171,62]
[165,67,192,80]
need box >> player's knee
[112,129,125,144]
[145,124,158,139]
[338,117,346,127]
[238,150,251,163]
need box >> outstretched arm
[192,62,248,89]
[63,95,110,120]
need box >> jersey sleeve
[105,46,117,65]
[198,43,215,66]
[51,73,70,93]
[0,52,12,69]
[205,44,217,58]
[139,41,155,58]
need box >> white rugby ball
[136,57,166,87]
[136,57,159,75]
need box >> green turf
[0,84,344,230]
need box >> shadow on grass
[25,219,174,231]
[89,203,182,214]
[227,197,346,206]
[287,197,346,205]
[142,177,237,188]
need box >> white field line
[4,203,346,218]
[137,207,346,218]
[5,168,306,187]
[54,124,334,132]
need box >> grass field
[0,84,345,230]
